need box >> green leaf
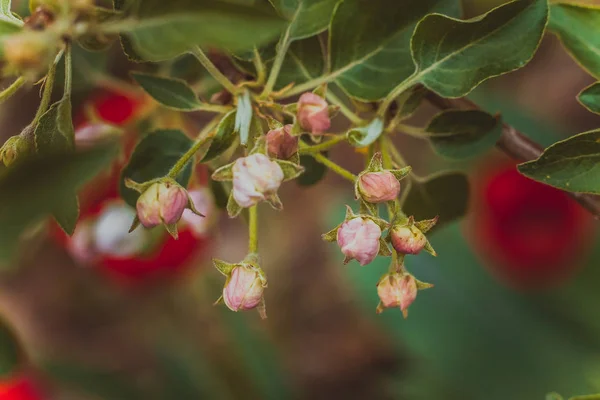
[51,194,80,236]
[0,144,118,262]
[0,319,21,378]
[409,0,548,98]
[201,110,237,162]
[518,129,600,194]
[269,0,339,40]
[275,36,324,90]
[425,110,503,159]
[118,0,285,61]
[296,153,327,186]
[403,172,469,233]
[549,2,600,79]
[131,72,203,111]
[120,130,193,208]
[77,7,120,52]
[0,0,22,45]
[328,0,459,101]
[578,82,600,114]
[347,118,384,148]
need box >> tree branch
[424,90,600,219]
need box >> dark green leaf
[51,194,80,236]
[518,129,600,194]
[329,0,459,101]
[120,130,193,208]
[578,82,600,114]
[0,319,21,377]
[210,178,229,209]
[395,86,427,121]
[42,361,146,400]
[131,72,203,111]
[297,153,327,186]
[269,0,339,40]
[549,2,600,79]
[410,0,548,98]
[0,144,118,261]
[118,0,285,61]
[403,172,469,233]
[425,110,502,159]
[201,111,237,162]
[347,118,384,148]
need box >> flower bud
[232,153,284,208]
[297,92,331,135]
[376,273,417,315]
[266,124,298,160]
[336,217,381,266]
[181,188,216,237]
[75,123,121,149]
[358,171,400,203]
[94,203,148,257]
[3,31,58,78]
[136,181,189,228]
[0,136,32,167]
[223,265,265,312]
[390,224,427,255]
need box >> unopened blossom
[94,203,149,258]
[3,31,57,77]
[377,273,417,315]
[358,171,401,203]
[223,265,265,312]
[232,153,284,208]
[0,135,32,166]
[297,92,331,135]
[136,181,190,228]
[390,224,427,255]
[266,124,298,160]
[181,188,216,237]
[336,217,382,266]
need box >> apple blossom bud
[266,124,298,160]
[358,171,400,203]
[336,217,382,266]
[297,92,331,135]
[181,188,216,237]
[223,265,265,311]
[3,31,58,78]
[136,181,189,228]
[376,273,417,315]
[75,123,121,149]
[232,153,284,208]
[390,224,427,255]
[0,136,32,167]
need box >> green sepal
[249,136,267,155]
[213,259,235,276]
[276,159,305,181]
[378,239,392,257]
[390,166,412,181]
[226,192,243,218]
[321,225,339,242]
[415,278,434,290]
[266,117,284,130]
[265,193,283,211]
[365,152,384,172]
[415,216,439,233]
[164,223,179,239]
[211,162,234,181]
[213,296,225,306]
[423,240,437,257]
[128,216,141,233]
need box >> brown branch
[424,91,600,219]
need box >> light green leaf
[518,129,600,194]
[0,0,22,36]
[269,0,339,40]
[578,82,600,114]
[328,0,459,101]
[201,110,237,162]
[0,144,118,262]
[409,0,548,98]
[347,118,384,148]
[235,90,253,146]
[120,130,193,208]
[403,172,469,233]
[117,0,285,61]
[425,110,502,159]
[549,2,600,79]
[131,72,203,111]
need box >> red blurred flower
[470,163,595,289]
[0,375,46,400]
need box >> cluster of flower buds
[125,178,204,239]
[213,254,268,319]
[0,135,32,167]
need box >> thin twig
[424,90,600,218]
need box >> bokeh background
[0,0,599,399]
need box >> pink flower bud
[266,124,298,160]
[358,171,400,203]
[297,92,331,135]
[232,153,284,208]
[336,217,381,266]
[377,273,417,314]
[181,188,216,237]
[390,224,427,255]
[75,123,121,149]
[223,265,265,311]
[136,181,189,228]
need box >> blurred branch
[424,90,600,219]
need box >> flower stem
[325,91,364,125]
[168,116,220,178]
[261,28,291,98]
[253,47,266,86]
[298,135,347,154]
[307,149,356,182]
[378,74,419,116]
[190,46,238,94]
[248,205,258,253]
[274,73,335,99]
[32,49,64,126]
[0,76,26,104]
